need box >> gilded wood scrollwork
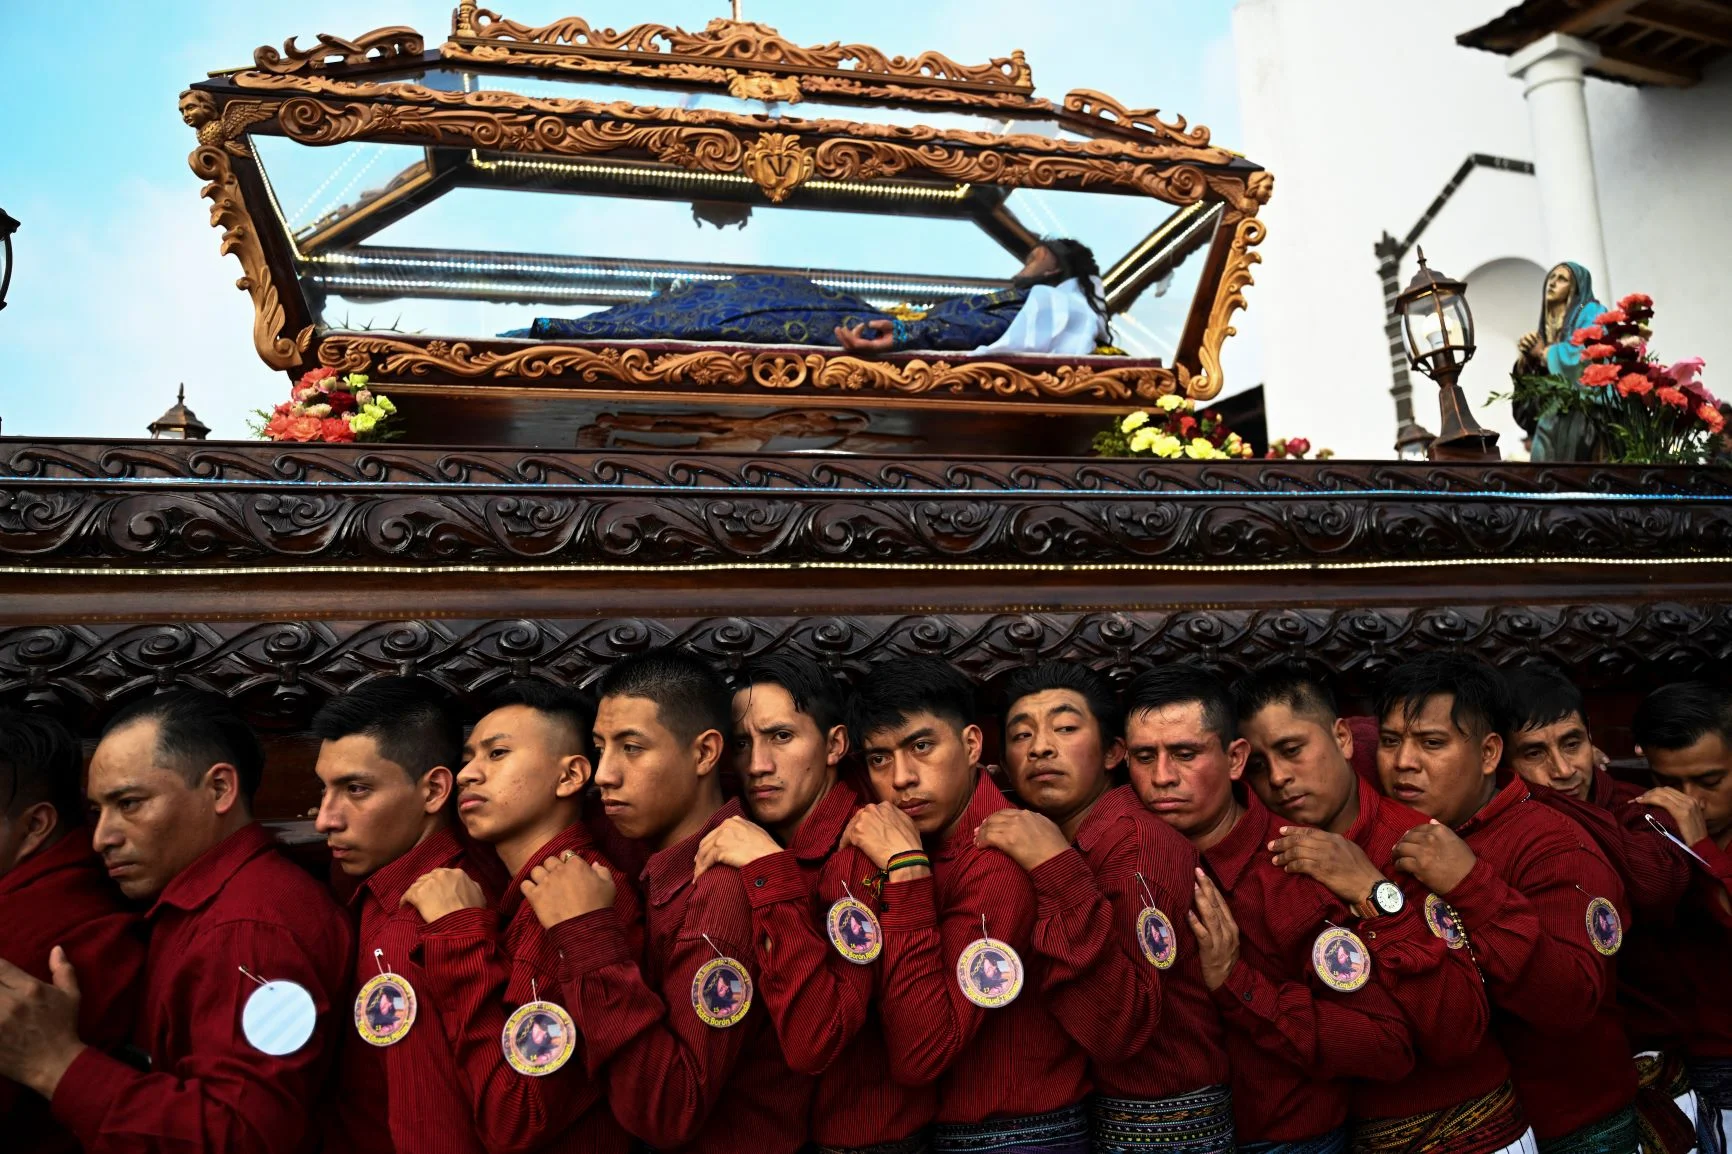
[252,26,424,75]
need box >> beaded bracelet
[890,316,909,347]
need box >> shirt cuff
[880,874,937,931]
[50,1046,130,1148]
[549,907,635,973]
[1691,837,1732,880]
[744,851,810,910]
[1213,957,1278,1021]
[418,905,494,941]
[1029,848,1100,920]
[1436,855,1505,924]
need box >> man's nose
[1395,738,1424,772]
[891,752,920,791]
[456,758,484,788]
[1546,748,1575,782]
[1150,753,1180,787]
[313,792,343,834]
[593,750,623,789]
[1266,756,1296,789]
[91,809,123,852]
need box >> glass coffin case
[184,5,1272,451]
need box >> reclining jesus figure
[503,238,1113,357]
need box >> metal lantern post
[147,384,211,440]
[1394,248,1499,462]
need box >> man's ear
[1227,737,1251,782]
[825,724,848,767]
[554,754,593,799]
[1480,732,1505,777]
[692,729,725,779]
[962,724,984,767]
[1103,736,1127,772]
[422,766,455,814]
[12,801,60,862]
[205,762,244,816]
[1334,718,1355,764]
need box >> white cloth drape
[968,276,1107,357]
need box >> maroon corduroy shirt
[550,798,813,1154]
[50,823,353,1154]
[740,779,937,1147]
[1203,791,1415,1143]
[416,822,635,1154]
[876,772,1090,1124]
[1026,784,1229,1099]
[1447,778,1638,1141]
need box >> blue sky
[0,0,1242,439]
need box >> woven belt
[1241,1129,1349,1154]
[932,1104,1090,1154]
[1351,1081,1527,1154]
[819,1134,932,1154]
[1091,1085,1235,1154]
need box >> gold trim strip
[0,556,1725,579]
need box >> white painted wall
[1231,0,1732,459]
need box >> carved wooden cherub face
[1544,264,1575,306]
[179,90,215,129]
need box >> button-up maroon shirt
[1338,785,1504,1128]
[1026,784,1227,1099]
[551,798,812,1154]
[1623,831,1732,1062]
[50,822,352,1154]
[1203,792,1415,1143]
[741,779,936,1146]
[416,822,634,1154]
[2,831,147,1154]
[1447,778,1637,1140]
[323,826,501,1154]
[876,772,1090,1124]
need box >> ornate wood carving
[727,73,802,104]
[740,133,816,202]
[7,603,1731,729]
[1061,89,1213,149]
[5,445,1731,570]
[1191,214,1266,401]
[252,26,425,75]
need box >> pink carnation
[1597,309,1627,325]
[1579,363,1620,388]
[1616,373,1653,398]
[1699,405,1725,435]
[1656,386,1688,409]
[1583,343,1617,360]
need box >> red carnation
[1699,405,1725,435]
[325,389,358,414]
[268,414,325,442]
[299,366,339,387]
[1177,414,1199,437]
[1656,386,1688,409]
[1579,363,1620,387]
[1583,343,1617,360]
[1597,309,1627,325]
[1616,373,1653,398]
[1570,325,1605,346]
[1617,293,1653,313]
[1286,437,1311,457]
[320,417,357,443]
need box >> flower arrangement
[252,367,398,443]
[1266,437,1333,461]
[1509,293,1723,464]
[1092,394,1257,460]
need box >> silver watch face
[1373,881,1405,916]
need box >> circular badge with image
[354,972,418,1047]
[826,897,883,965]
[691,956,754,1028]
[956,937,1024,1009]
[1423,893,1467,951]
[1585,896,1623,956]
[1311,926,1373,993]
[501,1000,576,1076]
[1136,906,1178,970]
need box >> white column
[1507,33,1611,296]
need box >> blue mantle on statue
[505,273,1030,349]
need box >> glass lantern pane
[1446,292,1475,349]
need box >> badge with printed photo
[502,1000,576,1076]
[1585,896,1623,956]
[354,971,418,1047]
[1136,906,1178,970]
[1311,926,1372,993]
[692,955,754,1027]
[956,936,1024,1009]
[1423,893,1467,951]
[826,895,883,965]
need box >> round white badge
[956,938,1023,1008]
[354,972,418,1047]
[242,980,318,1056]
[502,1000,576,1076]
[826,897,883,965]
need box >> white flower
[1155,393,1185,412]
[1129,427,1159,453]
[1121,410,1151,434]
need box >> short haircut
[1373,654,1512,741]
[102,689,266,804]
[1232,661,1340,727]
[848,656,975,748]
[309,677,462,780]
[595,648,731,744]
[485,680,599,761]
[1631,681,1732,753]
[0,710,85,823]
[732,653,845,734]
[1506,666,1589,734]
[1124,663,1236,748]
[1001,661,1122,741]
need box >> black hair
[1123,663,1236,748]
[1373,654,1512,742]
[595,648,731,745]
[1505,666,1589,734]
[1021,237,1112,345]
[102,689,266,805]
[848,656,975,748]
[1232,661,1340,727]
[309,677,462,781]
[0,710,85,824]
[732,653,845,735]
[1631,681,1732,753]
[485,680,600,762]
[1002,661,1122,741]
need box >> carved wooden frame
[187,16,1271,402]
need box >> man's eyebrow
[898,726,938,748]
[96,783,145,804]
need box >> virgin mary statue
[1512,261,1606,461]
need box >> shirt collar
[788,779,860,864]
[1455,775,1531,837]
[1203,789,1268,891]
[932,771,1007,861]
[644,798,742,908]
[357,825,466,912]
[1588,767,1618,809]
[0,828,103,900]
[1073,784,1139,853]
[149,822,277,918]
[498,822,599,922]
[1342,775,1377,845]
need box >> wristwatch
[1352,880,1405,920]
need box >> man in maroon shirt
[839,656,1089,1153]
[0,689,352,1154]
[974,661,1231,1154]
[399,681,633,1154]
[513,648,811,1154]
[1630,682,1732,1154]
[1505,667,1699,1150]
[1126,663,1415,1154]
[0,710,146,1154]
[693,652,935,1153]
[310,678,506,1154]
[1374,655,1637,1154]
[1232,663,1525,1154]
